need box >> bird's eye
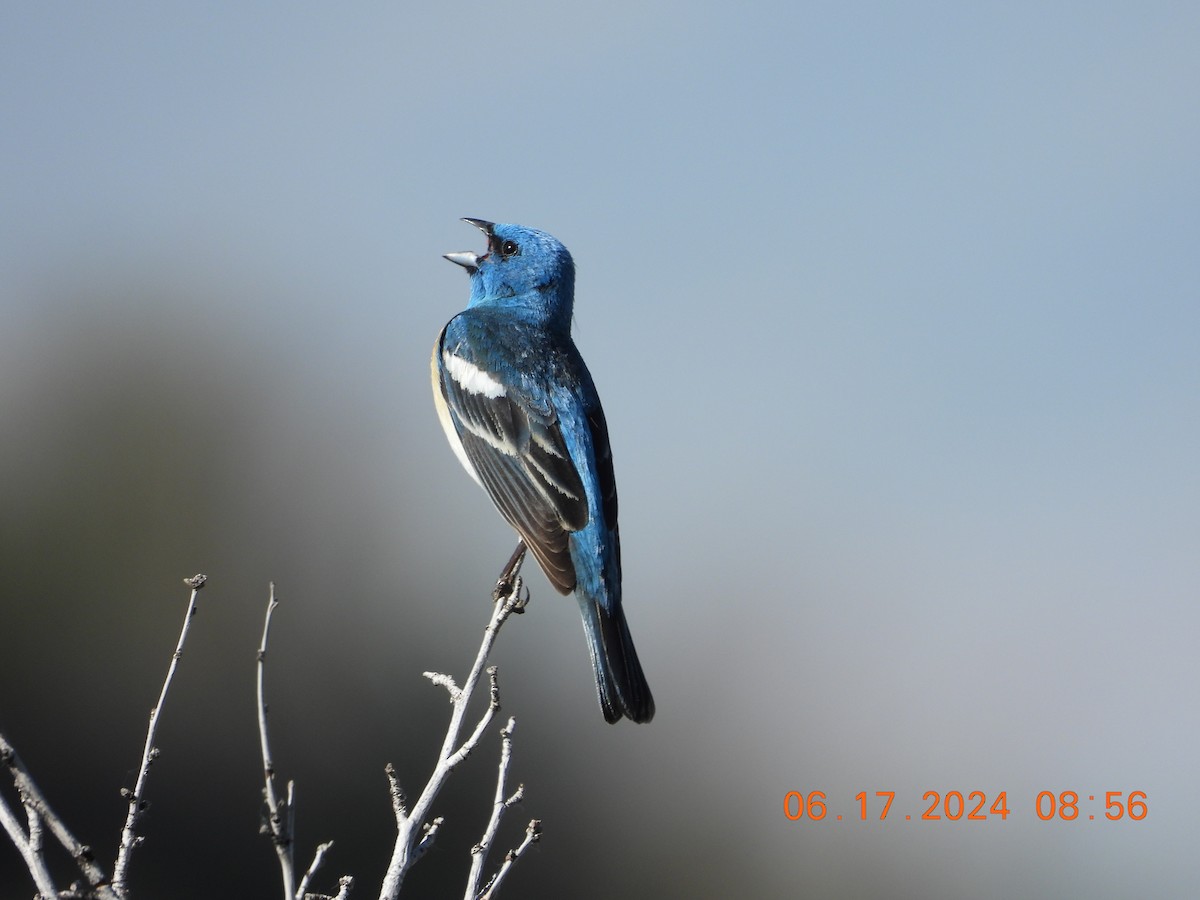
[500,239,519,258]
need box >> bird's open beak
[443,218,495,273]
[443,251,479,271]
[461,217,494,235]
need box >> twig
[377,546,531,900]
[112,573,206,896]
[296,840,336,899]
[464,717,523,900]
[478,819,542,900]
[0,732,118,899]
[258,583,297,900]
[259,584,345,900]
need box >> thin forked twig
[478,819,542,900]
[464,717,523,900]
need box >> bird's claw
[492,574,530,611]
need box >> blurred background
[1,3,1197,897]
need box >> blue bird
[431,219,654,724]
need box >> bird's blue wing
[435,322,588,593]
[582,402,618,532]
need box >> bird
[431,218,654,724]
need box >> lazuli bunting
[432,219,654,724]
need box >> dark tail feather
[580,598,655,723]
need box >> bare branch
[377,545,533,900]
[112,574,206,896]
[257,583,296,900]
[258,584,347,900]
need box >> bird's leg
[493,540,530,611]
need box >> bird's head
[445,219,575,328]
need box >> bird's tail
[579,597,655,724]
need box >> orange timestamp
[783,790,1148,822]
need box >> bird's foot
[493,574,530,612]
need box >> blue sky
[2,3,1197,897]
